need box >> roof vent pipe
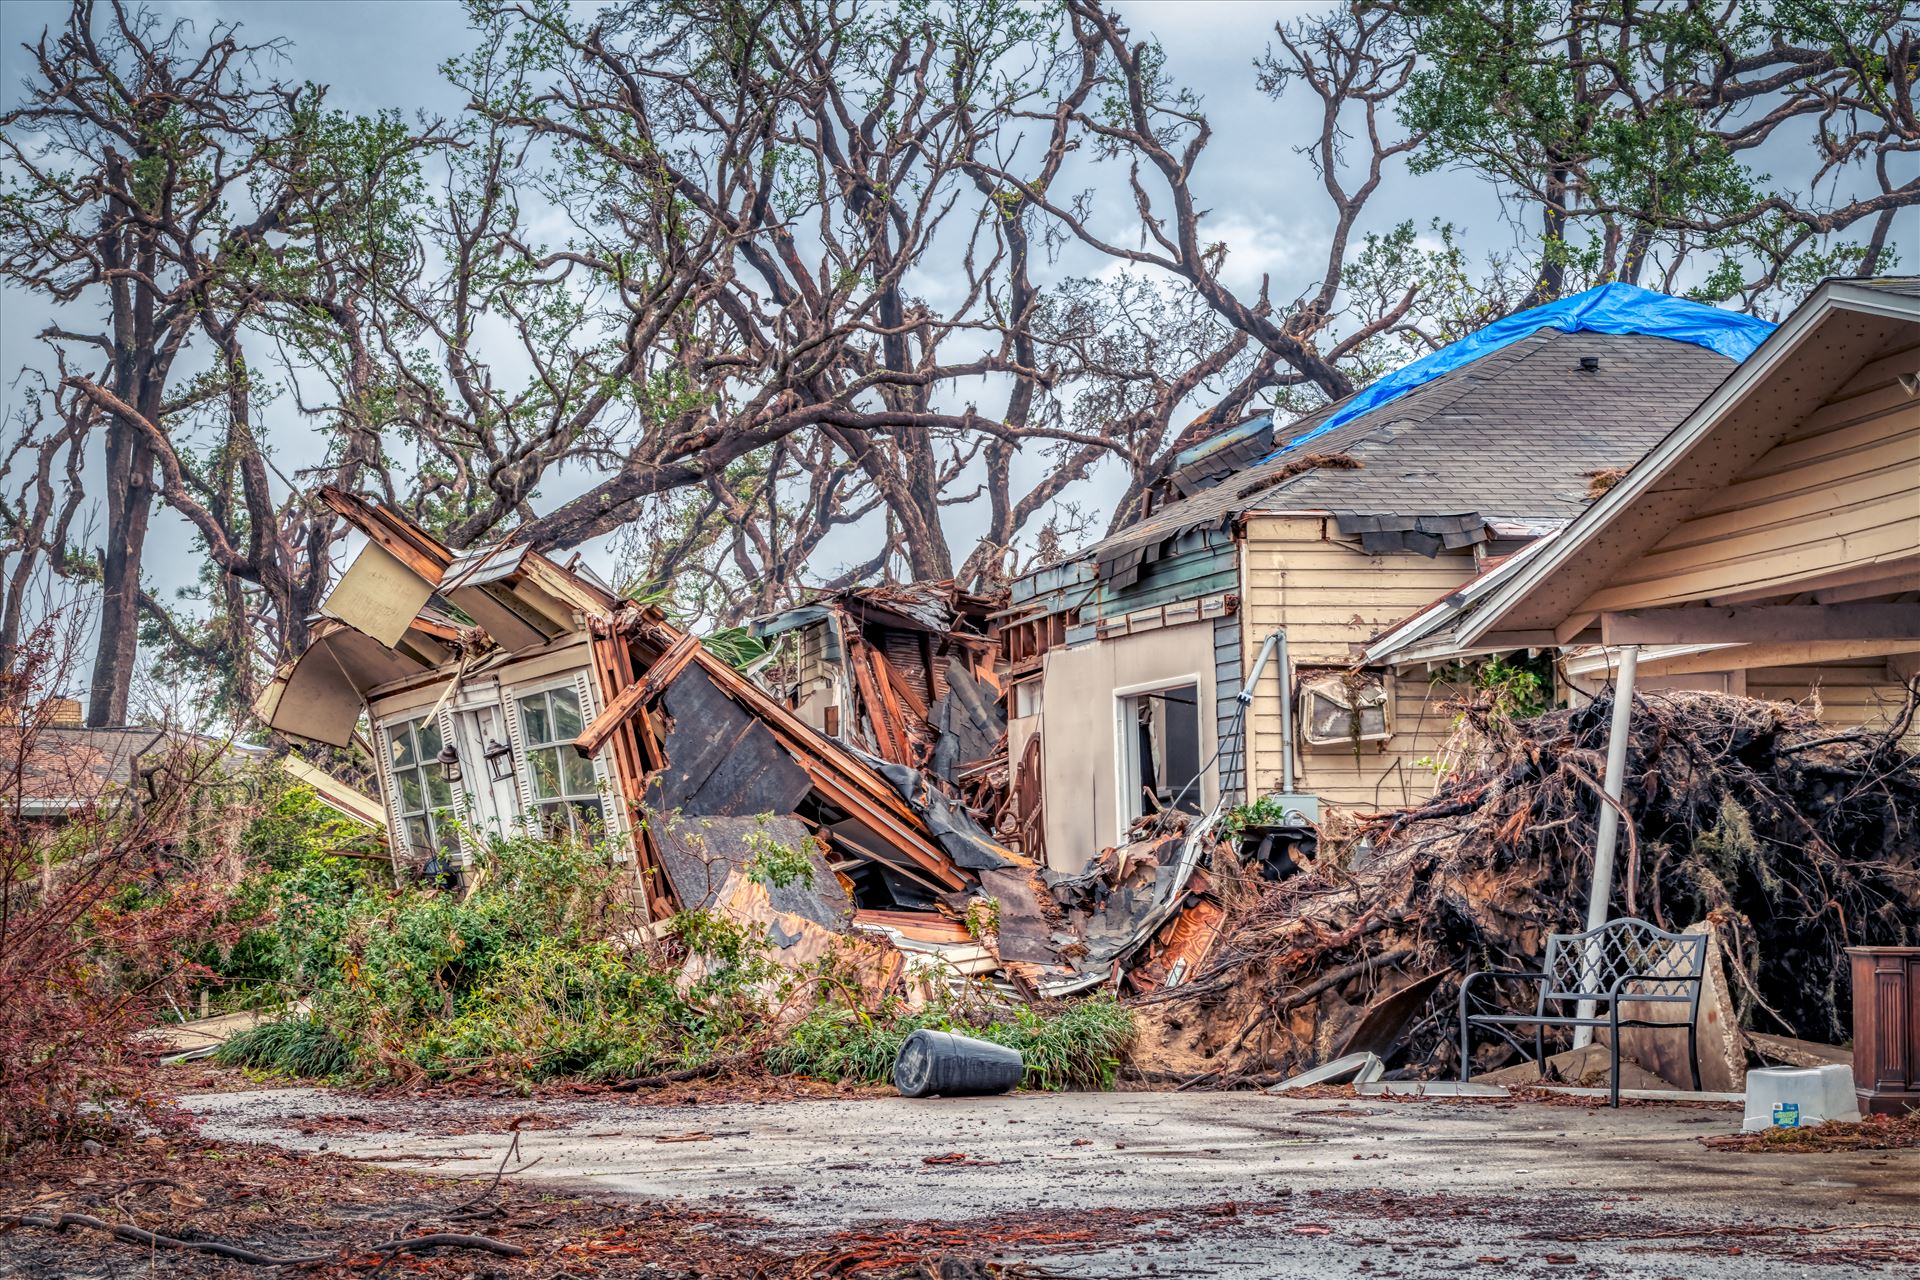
[1579,355,1601,372]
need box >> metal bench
[1457,917,1707,1106]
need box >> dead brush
[1132,684,1920,1080]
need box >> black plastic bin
[893,1029,1024,1097]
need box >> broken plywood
[650,814,850,932]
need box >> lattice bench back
[1540,917,1705,1003]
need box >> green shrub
[224,817,1133,1093]
[768,997,1133,1091]
[407,939,683,1081]
[214,1017,352,1078]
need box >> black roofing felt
[1086,328,1737,574]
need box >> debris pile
[748,582,1006,791]
[1128,688,1920,1082]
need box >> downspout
[1573,643,1639,1047]
[1240,629,1293,794]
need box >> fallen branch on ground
[0,1212,326,1266]
[370,1232,528,1257]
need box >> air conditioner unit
[1298,670,1391,748]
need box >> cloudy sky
[0,0,1681,679]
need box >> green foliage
[234,821,1132,1092]
[742,820,816,890]
[769,998,1133,1092]
[1468,656,1551,726]
[214,1017,353,1079]
[1221,793,1297,845]
[408,939,682,1081]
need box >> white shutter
[501,687,536,831]
[374,721,412,869]
[570,669,630,855]
[434,706,470,865]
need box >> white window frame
[508,676,607,840]
[1113,673,1209,831]
[381,712,458,859]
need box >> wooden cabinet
[1849,947,1920,1117]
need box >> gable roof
[1088,325,1739,582]
[1368,276,1920,662]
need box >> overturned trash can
[894,1029,1024,1098]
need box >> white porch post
[1573,643,1639,1048]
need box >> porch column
[1573,643,1639,1048]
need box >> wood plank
[1635,638,1920,677]
[846,638,907,760]
[1588,497,1918,601]
[873,646,929,720]
[1694,430,1920,518]
[1742,398,1920,472]
[574,631,699,755]
[1830,342,1920,401]
[1775,380,1919,444]
[1601,603,1920,646]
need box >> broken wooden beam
[576,631,699,756]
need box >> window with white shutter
[511,682,605,839]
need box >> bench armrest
[1459,968,1546,1013]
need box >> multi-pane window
[516,685,604,838]
[387,715,455,855]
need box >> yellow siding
[1239,515,1477,813]
[1581,349,1920,613]
[1747,660,1919,748]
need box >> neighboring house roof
[6,725,260,816]
[1089,325,1740,583]
[1365,275,1920,665]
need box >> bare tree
[0,1,435,720]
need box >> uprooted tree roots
[1131,687,1920,1081]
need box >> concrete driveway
[189,1087,1919,1278]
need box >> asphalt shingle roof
[1087,327,1737,569]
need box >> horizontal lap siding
[1582,359,1920,613]
[1748,661,1920,749]
[1214,614,1245,804]
[1064,531,1239,645]
[1240,515,1477,813]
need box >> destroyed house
[258,489,998,921]
[1004,284,1775,872]
[747,581,1008,797]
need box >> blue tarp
[1274,283,1777,456]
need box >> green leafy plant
[1222,793,1295,844]
[742,819,817,891]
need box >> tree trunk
[88,422,153,728]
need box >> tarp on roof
[1273,283,1776,457]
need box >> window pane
[398,769,425,813]
[529,747,562,799]
[518,694,551,747]
[536,803,569,839]
[570,799,602,834]
[561,748,597,796]
[416,717,443,759]
[425,765,453,809]
[390,727,417,769]
[405,816,432,851]
[551,687,585,740]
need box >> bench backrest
[1540,917,1706,1003]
